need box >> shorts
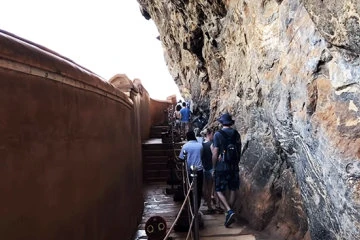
[203,170,213,181]
[214,171,239,192]
[174,119,181,127]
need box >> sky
[0,0,182,100]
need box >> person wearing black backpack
[211,113,241,228]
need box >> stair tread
[143,163,168,168]
[151,125,170,128]
[144,170,169,173]
[143,159,169,162]
[143,156,173,159]
[142,134,183,184]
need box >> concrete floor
[133,183,274,240]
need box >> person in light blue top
[179,130,203,209]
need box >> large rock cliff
[137,0,360,239]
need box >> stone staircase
[142,125,183,183]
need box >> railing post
[190,165,199,240]
[182,150,188,191]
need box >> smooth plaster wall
[0,31,144,240]
[150,99,173,127]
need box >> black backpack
[218,129,240,166]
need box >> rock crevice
[138,0,360,239]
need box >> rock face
[137,0,360,239]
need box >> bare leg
[185,122,190,133]
[181,122,185,138]
[206,178,214,210]
[204,178,210,208]
[216,191,231,212]
[228,190,237,209]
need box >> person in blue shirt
[179,130,203,210]
[180,102,191,138]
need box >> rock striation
[137,0,360,239]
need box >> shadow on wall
[150,95,177,126]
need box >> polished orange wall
[0,31,143,240]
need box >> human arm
[236,131,242,161]
[211,146,219,176]
[211,132,221,169]
[179,145,186,160]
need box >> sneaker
[224,210,235,227]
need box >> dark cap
[217,113,235,126]
[186,130,197,141]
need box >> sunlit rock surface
[137,0,360,239]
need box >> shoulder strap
[218,129,232,150]
[219,129,236,142]
[218,129,227,138]
[218,129,227,141]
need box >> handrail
[163,181,194,240]
[163,152,200,240]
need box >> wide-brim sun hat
[218,113,235,125]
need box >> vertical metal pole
[183,150,192,235]
[190,165,199,240]
[182,151,188,194]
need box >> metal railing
[163,151,200,240]
[167,104,175,144]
